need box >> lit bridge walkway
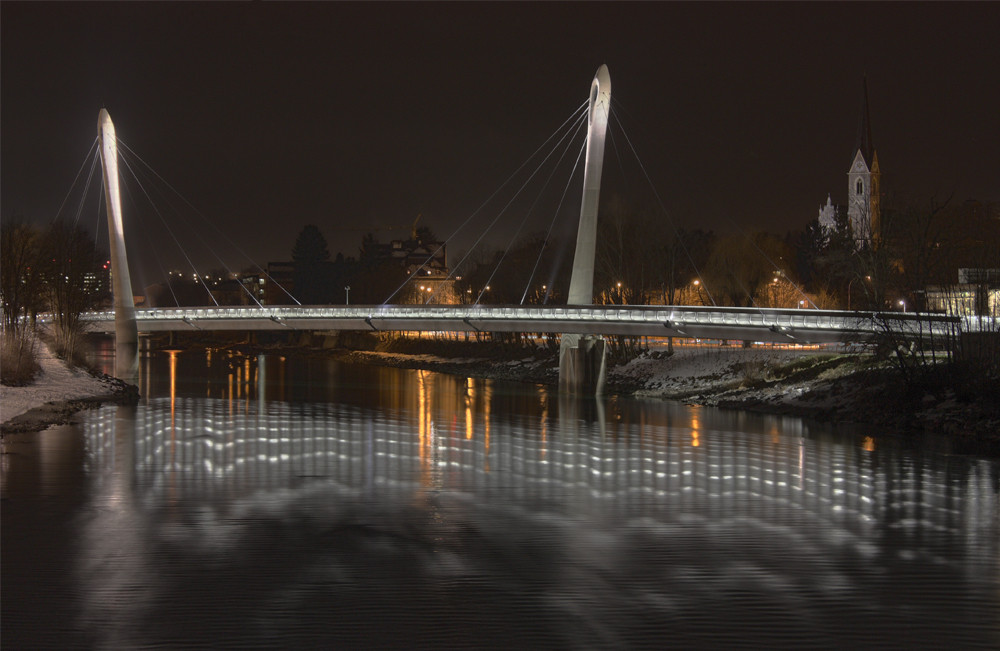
[81,304,969,345]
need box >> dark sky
[3,2,998,285]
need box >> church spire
[847,75,881,247]
[855,75,875,167]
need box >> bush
[736,358,769,388]
[1,331,41,386]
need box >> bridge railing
[79,304,976,343]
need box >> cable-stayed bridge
[80,303,967,345]
[82,68,985,387]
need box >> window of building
[856,179,864,195]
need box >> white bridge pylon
[559,64,612,396]
[98,109,139,380]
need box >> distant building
[365,236,449,277]
[264,262,295,305]
[818,77,881,246]
[83,258,113,307]
[817,194,847,232]
[209,277,248,306]
[847,77,881,246]
[261,230,456,305]
[926,268,1000,317]
[362,232,456,304]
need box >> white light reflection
[75,395,1000,579]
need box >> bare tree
[40,221,108,361]
[594,199,662,305]
[1,219,44,384]
[895,196,953,311]
[1,220,44,333]
[705,232,791,307]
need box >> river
[3,347,999,648]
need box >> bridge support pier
[559,333,606,396]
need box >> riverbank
[0,342,137,434]
[5,335,997,456]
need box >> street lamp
[344,286,350,305]
[898,299,906,312]
[847,275,871,310]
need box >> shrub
[1,330,41,386]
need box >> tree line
[274,195,997,314]
[287,224,443,305]
[1,219,109,381]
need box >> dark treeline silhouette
[141,194,996,313]
[1,218,110,379]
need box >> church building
[818,77,881,247]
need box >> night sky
[3,2,998,287]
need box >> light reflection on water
[4,349,1000,648]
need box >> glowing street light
[847,275,872,310]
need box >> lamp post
[847,275,871,310]
[345,286,350,305]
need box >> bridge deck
[78,304,974,346]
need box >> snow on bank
[1,342,121,426]
[608,347,811,398]
[347,346,818,399]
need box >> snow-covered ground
[1,341,121,426]
[608,346,811,398]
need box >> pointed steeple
[855,76,875,167]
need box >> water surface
[3,349,998,648]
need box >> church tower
[847,77,881,247]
